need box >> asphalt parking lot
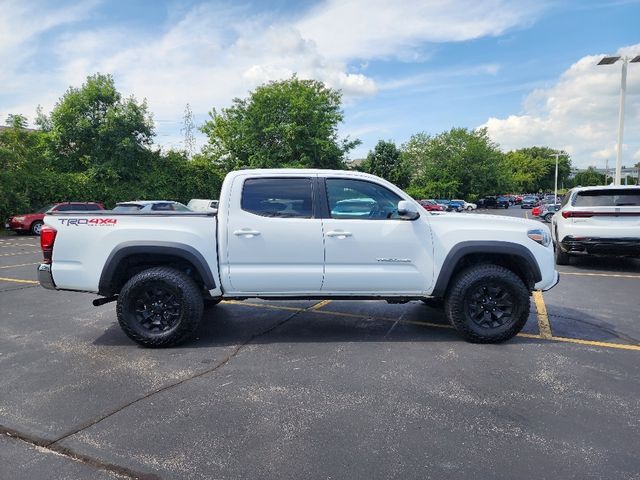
[1,209,639,480]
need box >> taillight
[562,211,594,218]
[40,225,57,264]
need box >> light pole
[549,153,565,203]
[597,54,640,185]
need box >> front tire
[444,264,529,343]
[30,221,43,236]
[543,213,553,223]
[117,267,203,347]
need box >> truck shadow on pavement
[93,302,550,349]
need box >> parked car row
[418,199,477,212]
[4,198,219,235]
[476,196,510,209]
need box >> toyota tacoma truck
[38,169,558,347]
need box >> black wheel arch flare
[431,241,542,298]
[98,241,216,296]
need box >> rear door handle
[326,230,352,238]
[233,229,261,238]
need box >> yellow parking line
[549,336,640,352]
[218,300,639,352]
[0,277,39,284]
[0,262,39,269]
[222,300,302,312]
[532,291,553,339]
[524,211,529,219]
[310,299,332,310]
[560,271,640,279]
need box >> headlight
[527,228,551,247]
[13,216,25,222]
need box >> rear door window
[241,178,313,218]
[574,189,640,207]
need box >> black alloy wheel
[466,284,514,329]
[133,284,182,333]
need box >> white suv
[551,186,640,264]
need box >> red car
[418,199,445,212]
[5,202,104,235]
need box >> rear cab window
[573,189,640,207]
[241,178,313,218]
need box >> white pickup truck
[38,169,558,347]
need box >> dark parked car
[5,202,105,235]
[477,196,510,209]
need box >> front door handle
[326,230,352,238]
[233,229,261,238]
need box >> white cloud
[0,0,545,149]
[482,44,640,168]
[296,0,544,61]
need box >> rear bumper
[560,236,640,256]
[38,264,57,290]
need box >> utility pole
[605,158,609,185]
[549,153,565,203]
[597,54,640,185]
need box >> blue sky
[1,0,639,168]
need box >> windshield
[37,204,55,213]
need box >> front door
[225,176,324,294]
[321,178,433,295]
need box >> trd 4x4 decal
[58,218,118,226]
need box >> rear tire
[444,264,530,343]
[117,267,203,347]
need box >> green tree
[503,150,547,192]
[513,147,571,191]
[571,167,605,187]
[201,76,359,171]
[44,73,154,177]
[403,128,509,199]
[358,140,409,188]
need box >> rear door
[225,176,324,294]
[320,177,433,295]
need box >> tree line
[1,72,608,221]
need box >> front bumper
[539,270,559,291]
[38,264,57,290]
[560,236,640,256]
[5,220,27,232]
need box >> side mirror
[397,200,420,220]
